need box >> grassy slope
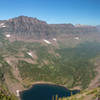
[0,85,18,100]
[59,87,100,100]
[17,42,100,89]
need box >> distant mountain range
[96,25,100,31]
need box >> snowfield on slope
[43,39,51,44]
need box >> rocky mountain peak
[8,16,47,25]
[3,16,54,39]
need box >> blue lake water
[20,84,79,100]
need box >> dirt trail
[89,60,100,89]
[82,94,94,100]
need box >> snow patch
[43,39,51,44]
[0,23,6,28]
[6,34,11,38]
[27,52,33,57]
[0,23,4,26]
[74,37,80,40]
[2,25,6,28]
[16,90,20,97]
[53,38,57,41]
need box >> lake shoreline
[20,81,69,93]
[19,81,80,100]
[19,81,69,100]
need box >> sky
[0,0,100,25]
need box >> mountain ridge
[0,16,99,41]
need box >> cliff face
[50,24,98,35]
[0,16,99,40]
[2,16,55,39]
